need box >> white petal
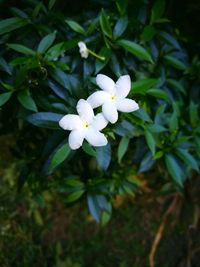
[102,102,118,124]
[68,129,86,150]
[59,114,83,130]
[115,75,131,99]
[92,113,108,131]
[85,128,107,147]
[78,41,87,50]
[87,91,109,108]
[76,99,94,123]
[96,74,116,94]
[78,42,88,58]
[116,98,139,112]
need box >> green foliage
[0,0,199,223]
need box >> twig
[149,195,179,267]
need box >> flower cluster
[59,74,139,150]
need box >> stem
[87,49,105,61]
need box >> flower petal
[59,114,83,130]
[102,102,118,124]
[85,128,107,147]
[76,99,94,123]
[92,113,108,131]
[116,98,139,112]
[68,129,86,150]
[96,74,116,94]
[115,75,131,98]
[87,91,109,108]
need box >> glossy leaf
[165,154,184,186]
[37,31,56,53]
[49,143,71,172]
[0,17,28,35]
[17,90,38,112]
[7,44,35,55]
[96,143,111,171]
[100,9,112,39]
[0,92,13,106]
[117,39,153,62]
[27,112,63,129]
[65,19,86,35]
[117,136,130,163]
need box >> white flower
[59,99,108,150]
[87,74,139,124]
[78,41,88,59]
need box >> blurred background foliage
[0,0,200,266]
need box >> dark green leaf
[27,112,63,129]
[82,142,97,157]
[113,16,128,38]
[131,78,159,95]
[7,44,35,55]
[167,79,185,94]
[17,90,38,112]
[96,144,111,171]
[37,31,56,53]
[65,19,86,35]
[48,0,57,10]
[176,148,199,172]
[95,47,111,74]
[117,136,130,163]
[0,92,12,106]
[117,39,153,63]
[141,25,156,42]
[100,9,113,39]
[165,154,184,186]
[147,89,169,101]
[138,152,155,173]
[150,0,165,24]
[145,129,156,155]
[0,17,28,35]
[49,143,71,171]
[164,55,187,70]
[65,190,85,203]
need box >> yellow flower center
[84,122,89,128]
[110,95,116,101]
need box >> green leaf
[96,144,111,171]
[147,124,167,133]
[131,78,158,95]
[0,57,12,74]
[0,17,28,35]
[176,148,199,172]
[117,39,153,63]
[100,9,113,39]
[133,109,152,122]
[27,112,63,129]
[167,79,185,94]
[0,92,12,107]
[189,102,199,127]
[7,44,35,55]
[164,55,187,70]
[138,152,155,173]
[50,143,71,171]
[17,90,38,112]
[147,89,169,101]
[65,190,85,203]
[145,129,156,155]
[165,154,184,186]
[37,31,56,53]
[82,142,97,157]
[150,0,165,24]
[113,16,128,38]
[117,136,130,163]
[95,47,111,74]
[65,19,86,35]
[141,25,156,42]
[115,0,128,15]
[169,109,178,133]
[48,0,57,10]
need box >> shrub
[0,0,199,223]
